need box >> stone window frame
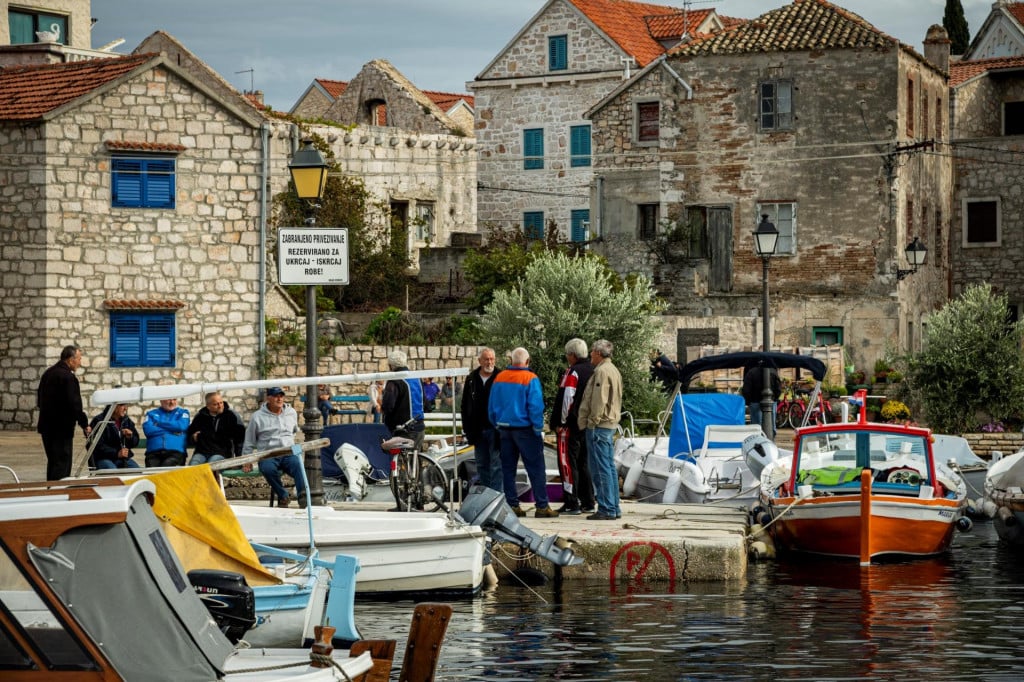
[109,311,177,368]
[756,201,797,255]
[569,124,591,167]
[758,79,793,132]
[523,211,545,240]
[962,197,1001,248]
[110,154,176,209]
[635,100,660,145]
[548,34,568,71]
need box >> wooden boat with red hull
[755,389,969,565]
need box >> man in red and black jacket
[550,338,595,515]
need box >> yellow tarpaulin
[128,466,279,586]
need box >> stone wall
[962,432,1024,459]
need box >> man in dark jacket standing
[381,350,425,451]
[460,347,502,491]
[187,391,246,465]
[550,338,595,515]
[37,344,91,480]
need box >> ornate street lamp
[753,214,779,439]
[896,236,927,281]
[288,138,328,505]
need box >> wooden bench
[300,394,371,424]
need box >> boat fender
[956,516,973,532]
[998,506,1017,527]
[979,498,998,519]
[748,523,767,540]
[664,469,682,504]
[623,457,644,498]
[750,541,769,560]
[757,511,772,527]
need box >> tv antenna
[235,68,255,93]
[679,0,717,42]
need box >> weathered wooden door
[708,207,733,292]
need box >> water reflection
[354,523,1024,680]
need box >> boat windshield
[0,542,97,672]
[796,430,933,486]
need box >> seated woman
[88,404,140,469]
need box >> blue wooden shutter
[112,158,144,207]
[548,35,567,71]
[524,129,543,170]
[110,312,175,367]
[571,209,589,242]
[111,315,143,366]
[143,315,175,366]
[145,159,175,208]
[524,212,544,240]
[570,125,591,167]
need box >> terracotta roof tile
[315,78,348,98]
[103,299,186,310]
[1010,3,1024,26]
[424,90,474,110]
[670,0,893,56]
[950,55,1024,86]
[645,9,713,40]
[105,140,186,152]
[0,54,154,121]
[568,0,688,67]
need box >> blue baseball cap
[266,387,285,396]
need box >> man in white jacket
[242,387,304,507]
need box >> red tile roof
[670,0,893,56]
[645,9,713,40]
[950,55,1024,86]
[103,299,186,310]
[0,54,154,121]
[1009,3,1024,27]
[568,0,688,67]
[315,78,348,98]
[105,140,186,152]
[424,90,474,110]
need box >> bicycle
[784,386,830,429]
[380,419,449,512]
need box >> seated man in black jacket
[88,403,140,470]
[187,391,246,466]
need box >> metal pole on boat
[753,215,779,441]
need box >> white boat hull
[234,504,488,595]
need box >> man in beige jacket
[577,339,623,520]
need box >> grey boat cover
[28,494,234,681]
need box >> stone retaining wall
[962,432,1024,460]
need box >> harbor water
[355,521,1024,680]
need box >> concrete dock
[0,430,753,585]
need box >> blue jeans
[188,452,226,466]
[586,427,619,517]
[498,428,550,509]
[259,454,306,502]
[95,458,140,470]
[473,428,503,492]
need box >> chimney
[923,25,951,74]
[244,90,264,107]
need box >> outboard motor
[188,569,256,645]
[742,432,779,481]
[457,485,583,567]
[334,443,371,501]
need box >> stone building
[470,0,725,239]
[584,0,952,371]
[950,52,1024,317]
[0,53,268,429]
[963,0,1024,60]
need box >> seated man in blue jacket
[143,398,190,467]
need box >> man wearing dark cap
[242,387,304,507]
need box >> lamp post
[896,236,927,281]
[753,214,779,440]
[288,138,329,505]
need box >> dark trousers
[145,449,186,468]
[42,431,74,480]
[562,429,595,510]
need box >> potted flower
[880,399,911,423]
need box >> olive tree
[478,251,666,420]
[903,284,1024,432]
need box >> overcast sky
[90,0,993,112]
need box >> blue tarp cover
[667,393,746,457]
[320,423,392,480]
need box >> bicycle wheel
[389,452,416,512]
[389,454,448,512]
[787,401,806,429]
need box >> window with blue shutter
[523,212,545,240]
[111,156,176,208]
[571,209,589,242]
[110,312,176,367]
[570,125,591,167]
[524,128,544,170]
[548,35,568,71]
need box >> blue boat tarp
[667,393,746,457]
[321,423,392,481]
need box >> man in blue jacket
[488,347,557,518]
[143,398,190,467]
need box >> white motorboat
[233,503,490,595]
[0,476,376,681]
[984,449,1024,545]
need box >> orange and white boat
[754,389,970,564]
